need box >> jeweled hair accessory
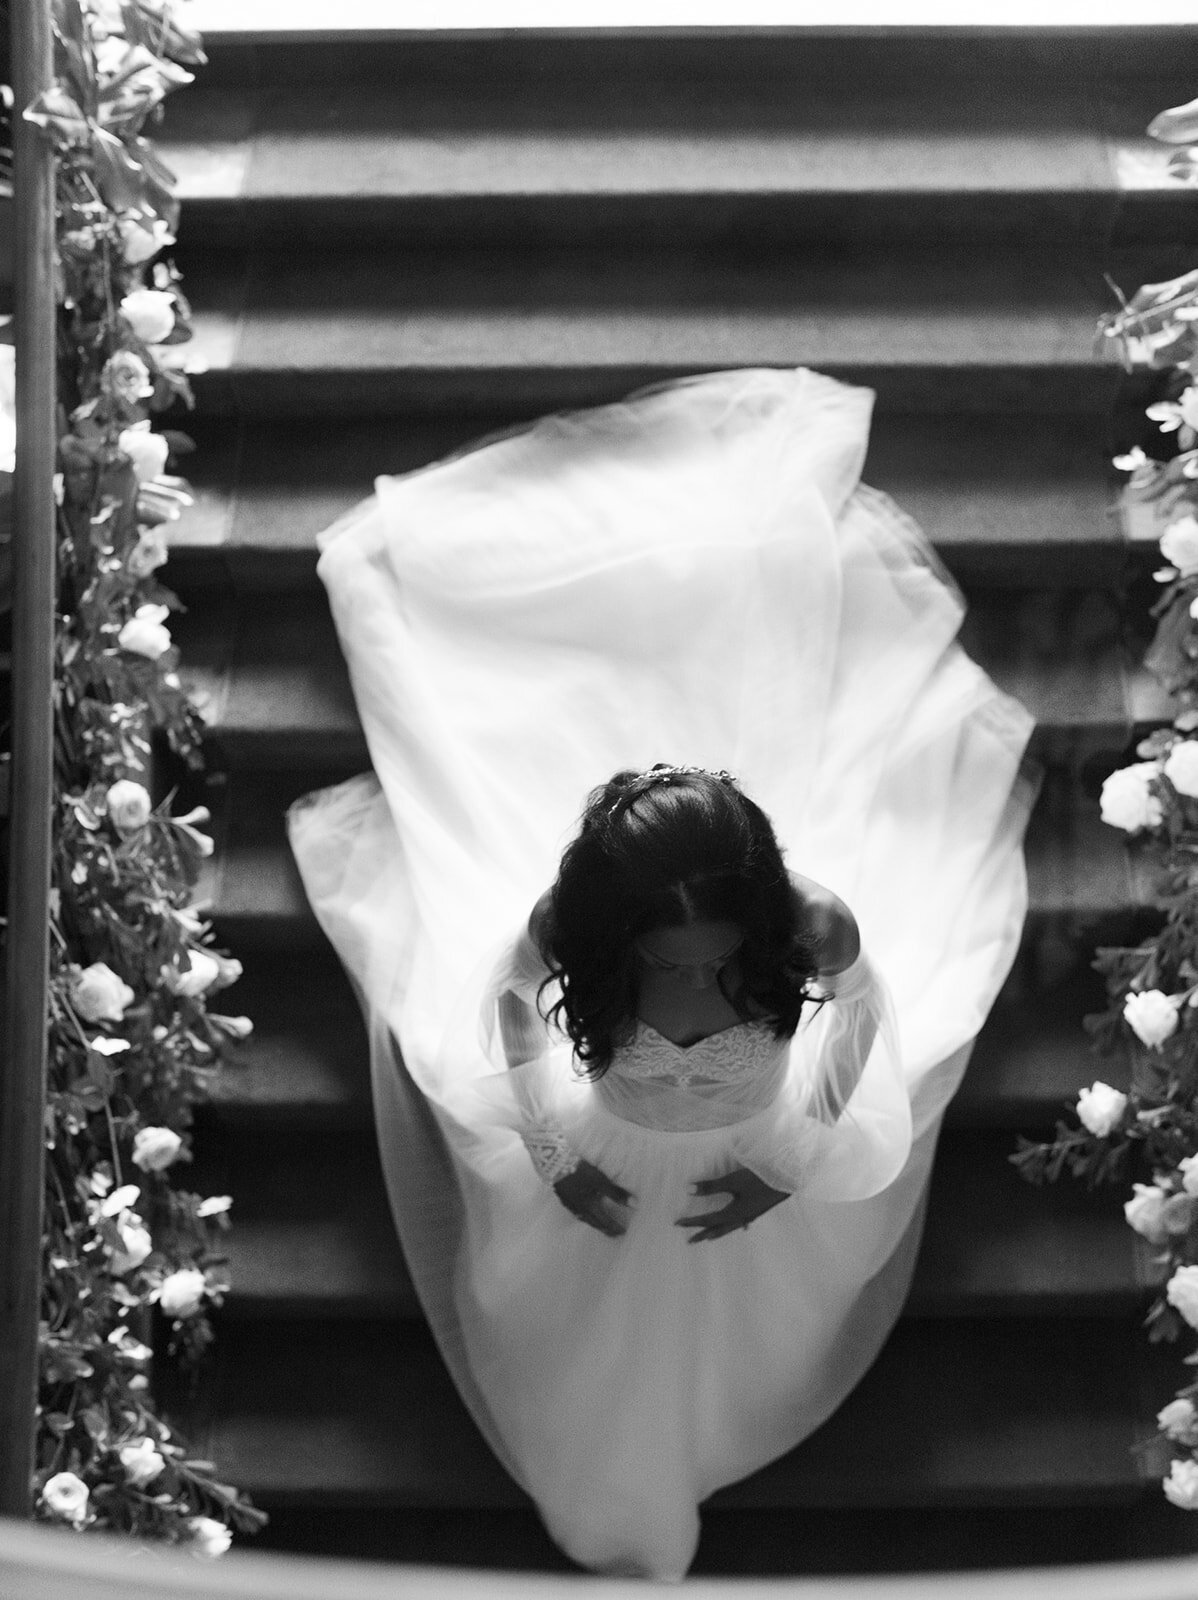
[607,764,737,817]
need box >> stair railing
[0,0,57,1520]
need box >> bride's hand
[553,1160,634,1238]
[676,1167,790,1242]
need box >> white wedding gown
[287,368,1036,1579]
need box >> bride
[287,366,1036,1579]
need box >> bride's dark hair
[534,766,820,1077]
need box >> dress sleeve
[480,920,582,1186]
[732,949,912,1201]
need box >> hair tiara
[607,764,737,818]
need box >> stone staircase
[157,22,1198,1574]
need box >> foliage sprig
[1013,88,1198,1512]
[12,0,263,1550]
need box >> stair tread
[204,767,1139,936]
[199,1316,1144,1507]
[185,245,1114,380]
[182,586,1149,766]
[209,949,1109,1131]
[160,80,1159,205]
[210,1126,1137,1319]
[171,414,1123,588]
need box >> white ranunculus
[187,1515,232,1557]
[1180,1155,1198,1197]
[119,287,175,344]
[106,778,152,834]
[118,1437,166,1487]
[158,1267,206,1319]
[1159,1397,1198,1442]
[1164,1457,1198,1509]
[1125,1183,1172,1245]
[166,949,222,998]
[1076,1081,1128,1138]
[109,1214,153,1275]
[41,1471,90,1524]
[1166,740,1198,799]
[131,1126,183,1173]
[1124,990,1181,1050]
[119,215,175,265]
[1162,514,1198,576]
[127,529,169,578]
[71,961,134,1024]
[118,603,172,660]
[1168,1265,1198,1330]
[117,423,169,482]
[1099,762,1164,833]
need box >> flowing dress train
[287,367,1037,1579]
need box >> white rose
[159,1267,206,1319]
[1125,989,1181,1050]
[1180,1155,1198,1197]
[1166,741,1198,799]
[1160,1398,1198,1442]
[127,529,169,578]
[109,1214,153,1275]
[131,1126,183,1173]
[209,1014,254,1040]
[119,215,175,265]
[1168,1264,1198,1330]
[118,1437,166,1487]
[41,1471,90,1524]
[1099,763,1164,832]
[1125,1183,1171,1245]
[71,961,134,1023]
[106,778,152,834]
[119,287,175,344]
[1164,1456,1198,1509]
[211,954,243,989]
[187,1515,232,1557]
[1076,1080,1128,1138]
[117,424,169,483]
[118,604,172,660]
[166,949,221,998]
[101,350,153,407]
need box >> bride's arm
[788,869,860,976]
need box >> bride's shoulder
[786,870,860,975]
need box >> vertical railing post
[0,0,56,1518]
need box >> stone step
[199,1123,1137,1322]
[207,950,1110,1135]
[182,243,1131,420]
[170,411,1130,595]
[201,765,1143,953]
[193,1314,1146,1511]
[175,584,1158,776]
[188,21,1197,96]
[156,67,1182,249]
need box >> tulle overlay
[287,368,1036,1579]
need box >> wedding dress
[287,367,1036,1579]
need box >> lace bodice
[613,1019,789,1088]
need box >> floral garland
[12,0,262,1549]
[1013,92,1198,1515]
